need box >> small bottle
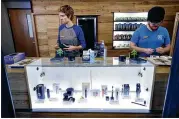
[47,89,50,98]
[115,24,118,30]
[85,88,87,98]
[126,57,129,64]
[101,40,107,61]
[102,89,105,97]
[104,46,107,61]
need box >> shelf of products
[114,17,147,22]
[113,34,133,41]
[112,12,148,49]
[113,41,130,49]
[114,23,144,31]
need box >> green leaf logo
[56,48,63,56]
[131,50,137,58]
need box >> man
[55,5,86,57]
[130,6,170,57]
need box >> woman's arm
[64,26,86,51]
[76,26,86,49]
[55,25,65,50]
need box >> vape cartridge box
[90,89,100,97]
[101,85,108,96]
[4,52,25,64]
[53,83,60,94]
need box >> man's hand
[64,46,77,51]
[144,48,154,54]
[156,47,165,54]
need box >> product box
[82,51,90,62]
[4,53,25,64]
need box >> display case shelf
[113,39,131,41]
[114,21,147,23]
[114,30,136,32]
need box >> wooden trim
[170,12,179,56]
[30,0,33,13]
[31,13,40,57]
[15,111,162,118]
[33,13,58,15]
[75,14,100,16]
[33,12,100,16]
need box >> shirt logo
[157,35,163,40]
[143,36,148,39]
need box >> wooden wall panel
[32,0,179,57]
[7,70,30,109]
[152,73,169,110]
[34,15,59,57]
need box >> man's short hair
[147,6,165,23]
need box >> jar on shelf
[115,24,118,30]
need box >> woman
[130,6,170,57]
[55,5,86,57]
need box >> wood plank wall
[32,0,179,57]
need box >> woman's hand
[64,46,77,51]
[54,44,60,50]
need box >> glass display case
[25,57,155,112]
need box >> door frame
[76,15,99,43]
[31,13,40,57]
[170,12,179,56]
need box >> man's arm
[130,42,154,55]
[156,44,170,54]
[164,44,170,53]
[156,28,171,54]
[130,42,146,53]
[130,30,154,54]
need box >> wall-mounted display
[113,12,148,49]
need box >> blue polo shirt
[130,25,170,57]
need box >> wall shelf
[112,12,148,50]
